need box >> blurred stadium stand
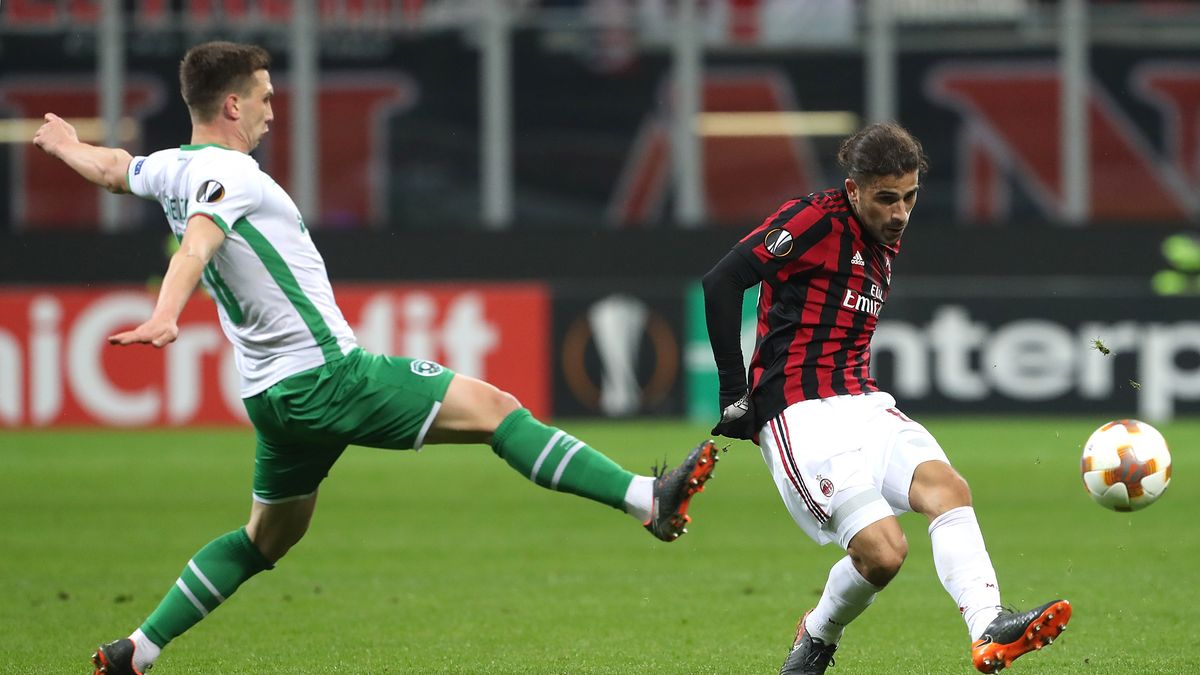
[3,0,1200,233]
[3,1,1200,425]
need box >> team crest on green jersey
[410,360,444,377]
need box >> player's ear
[845,177,859,201]
[223,93,240,121]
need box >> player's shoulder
[132,146,179,173]
[186,145,261,176]
[185,147,267,199]
[179,147,268,209]
[761,188,846,234]
[128,147,184,196]
[800,188,852,216]
[144,146,180,161]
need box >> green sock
[491,408,634,509]
[140,527,272,648]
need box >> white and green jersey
[128,144,357,397]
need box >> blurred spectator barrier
[0,283,550,426]
[3,273,1200,427]
[4,1,1200,231]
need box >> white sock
[128,628,161,672]
[623,475,654,522]
[806,555,881,644]
[929,506,1003,640]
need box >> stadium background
[3,2,1199,674]
[3,0,1199,429]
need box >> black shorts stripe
[771,414,829,523]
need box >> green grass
[2,417,1196,673]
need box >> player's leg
[876,414,1006,642]
[883,411,1072,673]
[844,516,907,586]
[794,504,900,655]
[323,350,716,541]
[427,371,717,540]
[907,456,1006,641]
[97,496,318,675]
[428,372,635,506]
[761,401,897,674]
[246,493,320,562]
[92,515,276,675]
[780,548,884,675]
[857,394,1005,644]
[95,376,345,675]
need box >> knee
[428,376,524,443]
[247,521,309,563]
[463,376,522,427]
[848,531,908,587]
[911,462,973,519]
[489,387,522,420]
[860,539,907,587]
[946,473,972,507]
[933,473,972,516]
[246,506,314,563]
[475,386,521,432]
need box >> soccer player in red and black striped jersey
[702,123,1072,674]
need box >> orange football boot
[972,599,1072,673]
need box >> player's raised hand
[32,113,80,158]
[108,317,179,349]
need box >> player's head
[180,42,274,150]
[838,122,928,245]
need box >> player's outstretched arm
[32,112,132,194]
[109,215,226,348]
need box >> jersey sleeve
[184,154,263,233]
[732,199,834,281]
[126,150,168,201]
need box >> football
[1080,419,1172,512]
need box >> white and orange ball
[1081,419,1172,512]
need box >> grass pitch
[2,417,1196,673]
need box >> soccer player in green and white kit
[33,41,719,675]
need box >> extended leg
[426,374,717,541]
[910,460,1073,673]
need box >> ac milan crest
[819,478,834,498]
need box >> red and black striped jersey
[733,188,899,423]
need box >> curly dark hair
[180,41,271,123]
[837,122,929,183]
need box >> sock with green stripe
[135,527,272,667]
[491,408,643,515]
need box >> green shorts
[242,348,456,503]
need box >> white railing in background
[672,0,704,228]
[482,0,514,230]
[290,0,320,224]
[1060,0,1090,225]
[4,0,1200,228]
[98,0,125,231]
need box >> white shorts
[757,391,949,549]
